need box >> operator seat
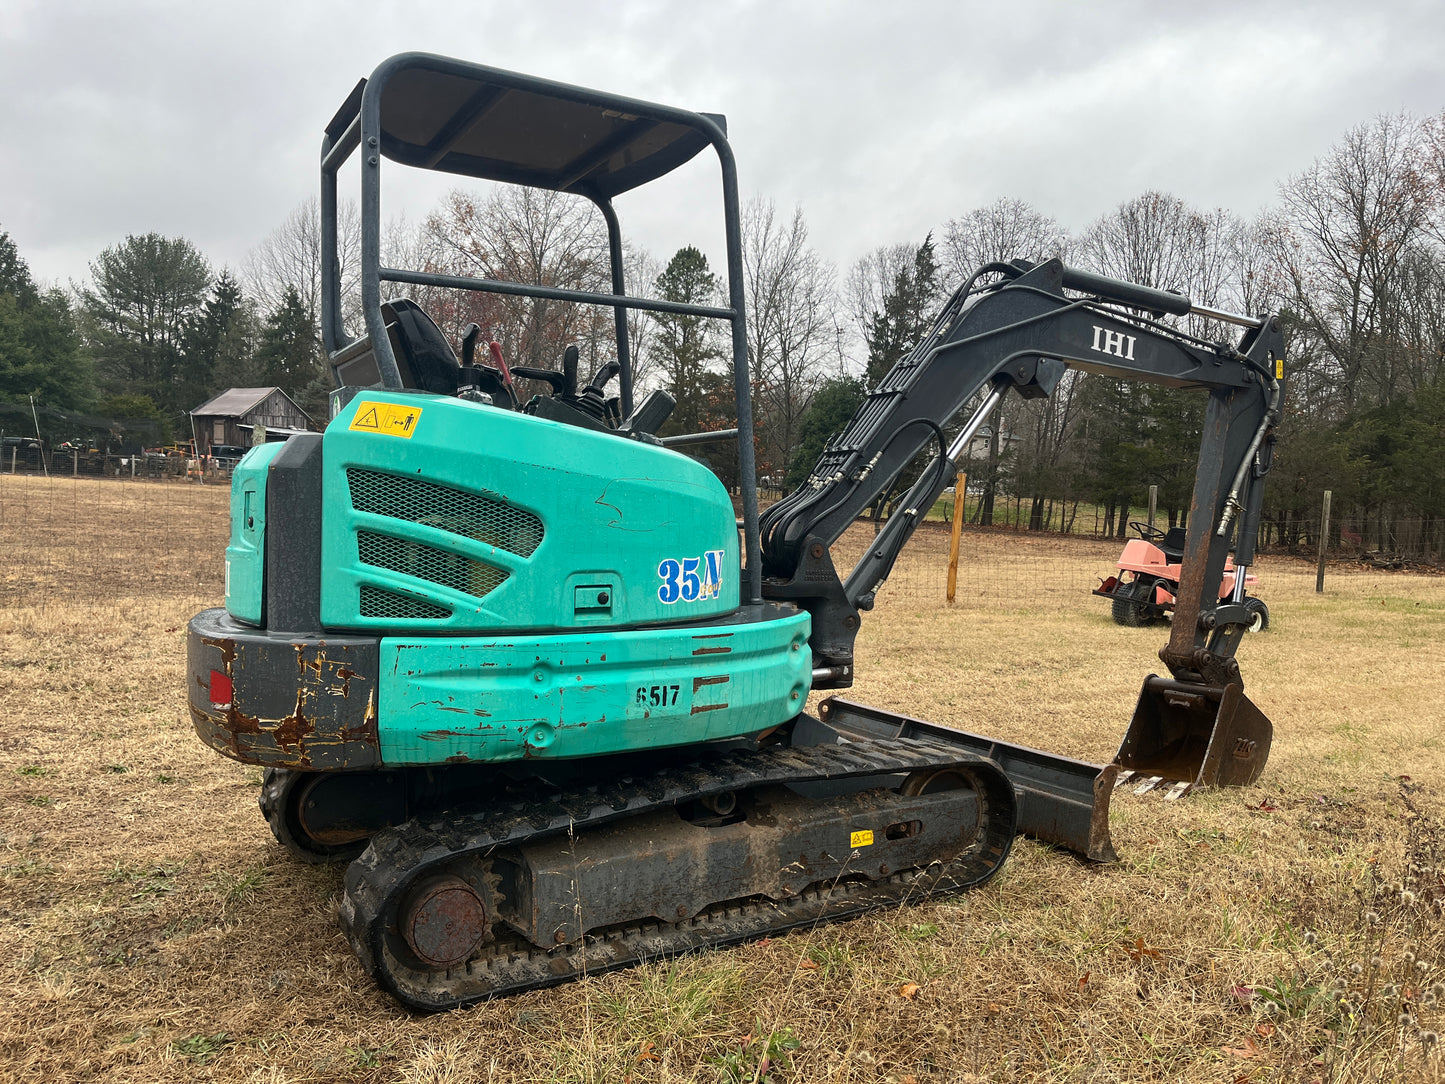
[383,299,462,394]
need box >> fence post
[946,472,967,604]
[72,449,78,477]
[1147,484,1157,530]
[1316,489,1332,593]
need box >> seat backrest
[1161,526,1187,558]
[329,299,461,394]
[385,300,461,394]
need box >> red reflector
[209,669,233,708]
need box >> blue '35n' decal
[658,550,725,604]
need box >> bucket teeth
[1132,775,1165,795]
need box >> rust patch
[692,633,732,656]
[445,754,474,764]
[200,635,236,668]
[691,675,730,715]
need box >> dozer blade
[1113,675,1272,794]
[812,697,1118,863]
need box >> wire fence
[1,444,240,482]
[4,472,1433,619]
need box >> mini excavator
[188,53,1285,1010]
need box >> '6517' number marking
[657,549,724,604]
[636,684,680,708]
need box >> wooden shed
[190,388,314,457]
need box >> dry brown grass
[3,472,1445,1083]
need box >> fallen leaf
[636,1041,661,1064]
[165,625,179,633]
[987,1002,1002,1014]
[1127,937,1161,961]
[797,959,818,971]
[1256,1023,1276,1037]
[1078,971,1091,991]
[1224,1037,1262,1058]
[898,983,920,1000]
[1231,985,1254,1005]
[1247,797,1277,813]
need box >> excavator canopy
[325,52,724,198]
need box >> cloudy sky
[3,0,1442,290]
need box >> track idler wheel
[399,874,493,969]
[260,769,369,864]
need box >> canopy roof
[329,53,725,200]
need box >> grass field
[2,473,1444,1083]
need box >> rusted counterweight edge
[814,697,1119,863]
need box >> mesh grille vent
[357,531,509,598]
[347,469,543,556]
[358,585,452,620]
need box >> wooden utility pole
[1316,489,1332,593]
[1147,485,1157,531]
[946,472,967,604]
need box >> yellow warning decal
[1275,358,1284,379]
[349,401,423,439]
[850,829,874,849]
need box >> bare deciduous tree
[742,198,837,479]
[421,187,614,375]
[941,197,1066,289]
[244,196,361,336]
[843,242,916,368]
[1267,113,1434,412]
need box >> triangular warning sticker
[348,401,424,439]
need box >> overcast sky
[3,0,1443,293]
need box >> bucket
[1113,675,1271,794]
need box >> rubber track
[341,737,1017,1010]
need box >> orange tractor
[1095,522,1269,631]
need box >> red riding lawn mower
[1095,522,1269,631]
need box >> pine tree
[182,270,249,409]
[255,285,322,404]
[0,230,91,409]
[81,233,210,418]
[785,375,865,488]
[863,235,938,387]
[653,247,724,435]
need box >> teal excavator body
[195,389,809,769]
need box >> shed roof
[191,388,280,417]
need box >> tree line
[2,109,1442,554]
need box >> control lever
[585,360,621,393]
[568,360,622,425]
[460,323,482,365]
